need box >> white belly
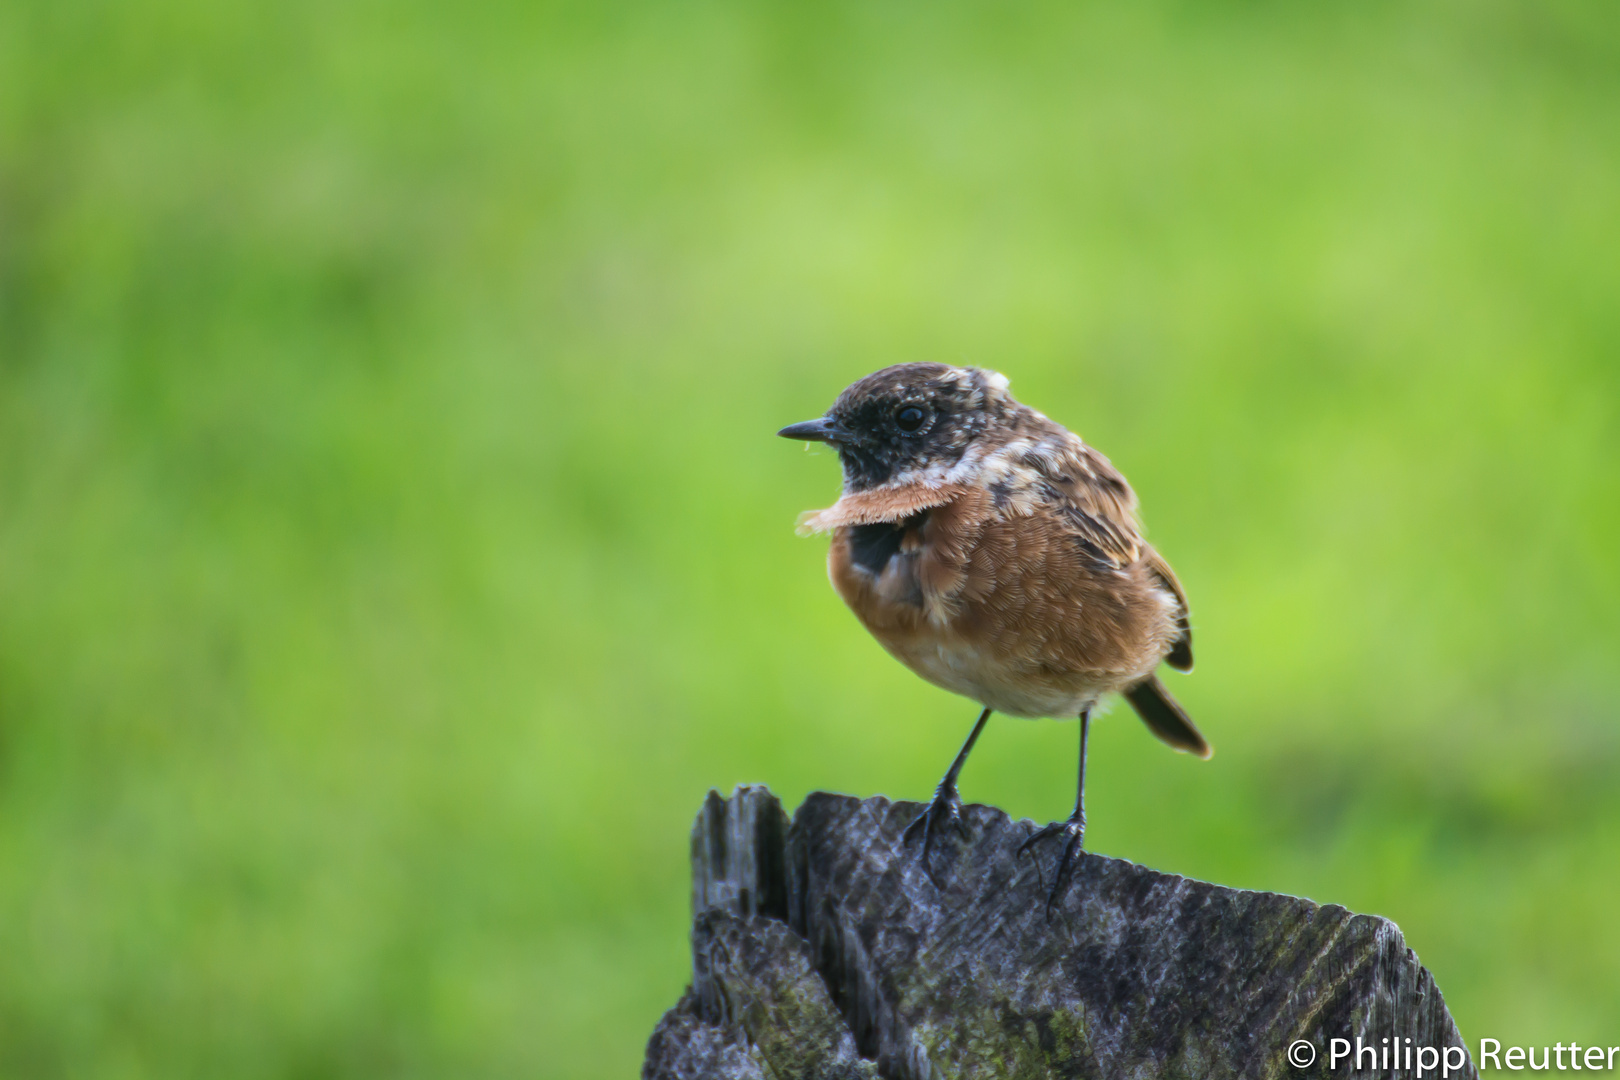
[889,639,1106,719]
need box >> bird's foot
[1017,813,1086,919]
[902,785,972,887]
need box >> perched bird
[779,363,1210,909]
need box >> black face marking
[847,522,906,575]
[820,364,1002,490]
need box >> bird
[779,362,1210,911]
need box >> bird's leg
[903,706,991,886]
[1018,708,1091,918]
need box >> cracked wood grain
[644,786,1474,1080]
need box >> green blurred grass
[2,0,1618,1076]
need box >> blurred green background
[2,0,1618,1076]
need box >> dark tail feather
[1124,675,1211,759]
[1165,623,1193,672]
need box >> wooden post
[644,786,1476,1080]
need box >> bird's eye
[895,405,926,433]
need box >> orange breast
[826,491,1179,718]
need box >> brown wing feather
[1029,437,1194,676]
[1032,440,1141,569]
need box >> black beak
[777,417,842,443]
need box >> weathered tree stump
[644,786,1475,1080]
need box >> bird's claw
[1017,815,1086,919]
[903,787,971,887]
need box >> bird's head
[778,363,1015,491]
